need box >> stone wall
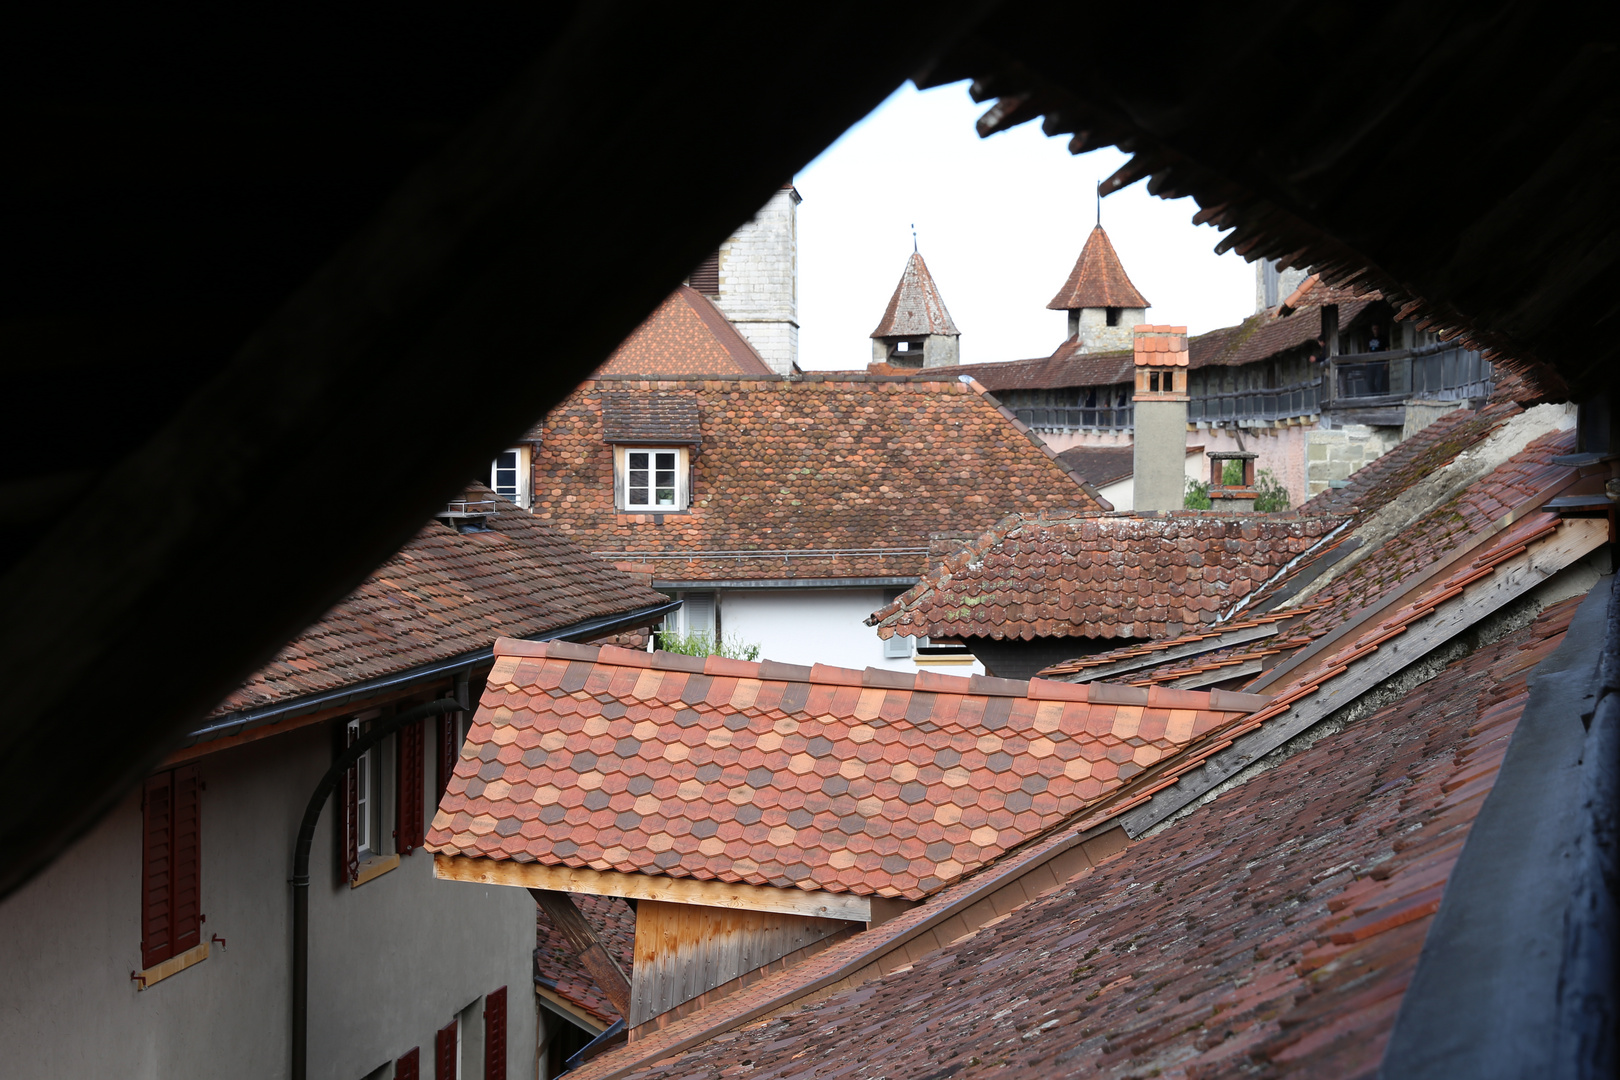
[1071,306,1146,353]
[715,186,800,374]
[1306,424,1405,498]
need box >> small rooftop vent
[435,499,498,532]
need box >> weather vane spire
[911,223,917,252]
[1096,178,1101,226]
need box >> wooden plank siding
[628,901,854,1029]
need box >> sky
[792,82,1256,371]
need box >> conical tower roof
[1047,225,1150,310]
[871,252,960,338]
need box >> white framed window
[488,446,531,508]
[660,590,717,647]
[616,446,688,511]
[347,719,377,858]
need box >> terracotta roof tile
[593,285,775,378]
[870,252,959,338]
[528,378,1104,581]
[426,641,1259,900]
[212,485,669,716]
[577,589,1583,1080]
[599,393,701,446]
[1047,225,1150,310]
[869,511,1347,643]
[1054,445,1136,487]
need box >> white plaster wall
[718,588,984,676]
[1031,429,1132,454]
[715,187,799,374]
[0,723,537,1080]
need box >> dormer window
[621,448,686,510]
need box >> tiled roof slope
[868,512,1347,642]
[593,285,775,378]
[1299,401,1521,517]
[536,894,636,1027]
[213,486,670,717]
[426,639,1262,901]
[1042,414,1577,684]
[1055,445,1136,487]
[870,252,960,338]
[600,393,702,446]
[953,279,1376,393]
[1047,225,1150,310]
[528,377,1104,580]
[597,594,1580,1080]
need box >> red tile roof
[593,285,775,378]
[536,894,636,1027]
[868,511,1348,642]
[1046,225,1150,310]
[426,639,1263,901]
[1054,445,1136,487]
[870,252,959,338]
[528,376,1105,581]
[584,594,1581,1080]
[212,486,670,716]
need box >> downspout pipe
[290,697,465,1080]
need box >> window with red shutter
[396,717,425,854]
[435,1020,457,1080]
[484,986,507,1080]
[394,1046,420,1080]
[140,765,202,970]
[437,711,459,803]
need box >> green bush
[1184,477,1212,509]
[1254,468,1291,512]
[655,631,762,661]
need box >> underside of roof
[4,0,1616,906]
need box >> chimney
[1131,325,1190,512]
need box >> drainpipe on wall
[290,698,464,1080]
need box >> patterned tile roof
[868,511,1348,642]
[583,594,1581,1080]
[870,252,960,338]
[1046,225,1150,310]
[527,377,1104,581]
[593,285,775,378]
[536,893,636,1027]
[426,639,1264,901]
[1041,409,1577,684]
[600,392,702,446]
[212,485,670,717]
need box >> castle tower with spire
[1047,225,1150,353]
[870,250,961,368]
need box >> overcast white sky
[793,81,1256,371]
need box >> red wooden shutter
[140,772,175,969]
[394,1046,420,1080]
[484,986,507,1080]
[396,718,425,853]
[340,721,360,883]
[170,765,202,956]
[437,712,459,802]
[435,1020,457,1080]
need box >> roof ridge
[490,636,1270,711]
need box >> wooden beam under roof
[436,855,877,923]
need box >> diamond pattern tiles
[425,642,1263,900]
[869,511,1347,643]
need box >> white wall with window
[613,446,689,512]
[689,588,983,675]
[488,446,532,508]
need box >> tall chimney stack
[1131,325,1190,512]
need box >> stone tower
[1048,225,1150,353]
[870,250,961,367]
[1131,325,1190,512]
[690,184,801,375]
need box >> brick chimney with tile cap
[1131,325,1190,512]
